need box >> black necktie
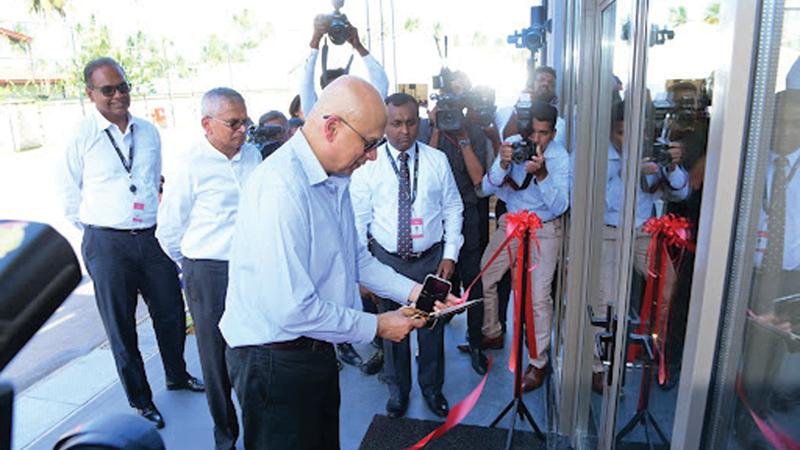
[397,151,412,259]
[762,156,789,273]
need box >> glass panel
[582,1,631,447]
[717,2,800,448]
[611,1,718,448]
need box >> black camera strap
[386,143,420,205]
[104,125,138,194]
[504,172,534,191]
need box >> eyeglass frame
[91,81,132,98]
[323,114,386,153]
[209,116,253,131]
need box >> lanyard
[104,125,137,193]
[386,142,420,205]
[104,126,134,174]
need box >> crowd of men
[55,15,726,450]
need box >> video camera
[247,124,285,160]
[430,68,497,132]
[507,6,549,53]
[323,0,352,45]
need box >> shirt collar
[202,137,245,162]
[608,143,622,160]
[294,130,329,186]
[772,146,800,167]
[386,141,417,161]
[92,108,133,134]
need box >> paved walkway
[12,312,549,450]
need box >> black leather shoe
[166,375,205,392]
[337,343,363,366]
[456,343,470,354]
[424,391,449,417]
[470,347,489,375]
[360,349,384,375]
[137,404,165,429]
[386,391,408,419]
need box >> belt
[86,224,155,235]
[262,337,332,352]
[389,241,442,261]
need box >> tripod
[616,236,670,450]
[489,229,545,449]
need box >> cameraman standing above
[420,70,491,375]
[480,102,570,392]
[502,66,567,151]
[300,13,389,118]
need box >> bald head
[304,76,387,175]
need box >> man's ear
[85,87,95,103]
[323,116,337,143]
[201,116,212,135]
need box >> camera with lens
[324,0,352,45]
[247,124,285,159]
[507,6,549,53]
[511,138,535,164]
[650,139,675,167]
[464,86,497,127]
[514,92,534,137]
[430,68,465,132]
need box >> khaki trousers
[480,213,563,368]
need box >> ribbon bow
[634,213,695,384]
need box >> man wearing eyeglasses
[156,87,261,450]
[57,57,203,429]
[219,76,458,449]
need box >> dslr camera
[511,138,535,164]
[650,139,675,167]
[324,0,352,45]
[247,124,285,159]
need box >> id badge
[132,202,145,223]
[755,230,768,255]
[411,217,424,239]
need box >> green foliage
[704,3,720,25]
[62,15,186,98]
[30,0,67,18]
[668,6,688,28]
[202,10,273,66]
[403,17,420,33]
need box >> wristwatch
[458,139,471,150]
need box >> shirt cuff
[443,241,460,263]
[356,311,379,344]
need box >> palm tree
[30,0,67,17]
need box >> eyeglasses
[92,82,132,98]
[324,114,386,153]
[210,116,253,131]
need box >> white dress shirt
[155,139,262,262]
[481,135,571,221]
[604,143,690,228]
[300,48,390,118]
[57,109,162,230]
[350,141,464,261]
[755,147,800,270]
[218,132,417,347]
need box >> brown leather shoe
[480,334,504,350]
[521,364,547,392]
[592,371,604,394]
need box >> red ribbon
[504,211,542,374]
[735,376,800,450]
[630,214,694,385]
[404,356,493,450]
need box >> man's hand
[666,142,684,172]
[525,144,547,181]
[310,14,329,49]
[435,258,456,280]
[347,26,368,56]
[377,309,425,342]
[427,105,438,128]
[640,159,660,175]
[499,143,513,170]
[434,293,461,312]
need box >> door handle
[588,305,617,386]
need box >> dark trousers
[494,199,512,333]
[451,204,485,348]
[370,241,444,397]
[183,259,238,450]
[226,344,340,450]
[81,226,188,409]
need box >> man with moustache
[219,77,457,449]
[156,87,261,449]
[57,57,202,429]
[351,93,464,418]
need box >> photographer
[479,101,570,392]
[419,70,491,375]
[502,66,567,151]
[300,13,389,118]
